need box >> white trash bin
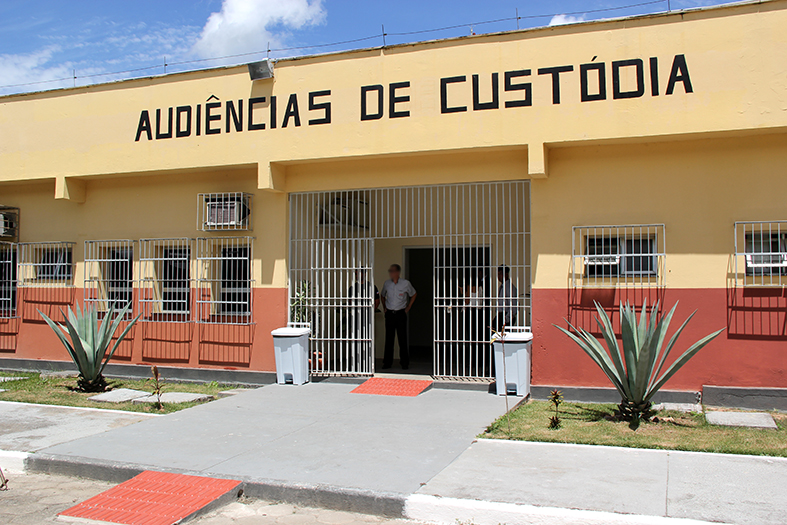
[271,327,311,385]
[493,330,533,397]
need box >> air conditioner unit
[0,209,18,241]
[206,199,244,227]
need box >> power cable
[0,0,671,92]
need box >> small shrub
[548,389,563,429]
[150,366,164,410]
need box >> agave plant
[39,303,141,392]
[555,301,723,424]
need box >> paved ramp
[39,383,507,494]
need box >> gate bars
[289,181,530,379]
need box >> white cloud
[191,0,325,59]
[0,0,327,95]
[0,47,74,93]
[548,14,586,26]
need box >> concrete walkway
[9,385,787,524]
[0,401,157,453]
[34,383,509,494]
[0,400,157,474]
[416,439,787,525]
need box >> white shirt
[497,279,518,322]
[381,278,416,311]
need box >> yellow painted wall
[532,132,787,289]
[0,170,287,288]
[1,0,786,294]
[1,0,786,185]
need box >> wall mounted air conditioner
[0,208,19,242]
[198,193,252,231]
[206,199,243,227]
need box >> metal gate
[289,181,530,378]
[290,238,375,375]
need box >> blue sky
[0,0,728,95]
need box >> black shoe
[381,364,392,370]
[401,365,409,370]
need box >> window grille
[572,224,665,288]
[196,237,253,324]
[735,221,787,287]
[140,239,192,322]
[18,242,75,285]
[84,240,134,316]
[0,242,18,319]
[198,193,252,232]
[0,207,19,243]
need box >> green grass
[483,400,787,457]
[0,371,236,414]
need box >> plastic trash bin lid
[495,331,533,343]
[271,327,311,337]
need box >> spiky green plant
[39,303,141,392]
[555,301,723,425]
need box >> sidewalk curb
[26,453,407,518]
[24,453,742,524]
[403,494,734,525]
[0,450,30,474]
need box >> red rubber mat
[59,470,241,525]
[350,377,433,397]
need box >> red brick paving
[350,377,433,397]
[59,470,241,525]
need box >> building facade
[1,0,786,392]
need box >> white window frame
[84,240,135,317]
[18,242,75,284]
[139,238,193,322]
[196,237,254,324]
[573,224,665,288]
[0,242,17,319]
[735,221,787,287]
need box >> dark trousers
[384,310,409,368]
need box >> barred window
[573,225,665,287]
[140,239,192,322]
[18,242,74,284]
[0,243,17,318]
[735,221,787,287]
[198,193,252,232]
[196,237,253,324]
[84,240,134,314]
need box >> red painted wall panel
[4,285,785,389]
[532,288,787,390]
[0,288,288,373]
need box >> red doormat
[351,377,433,397]
[59,470,241,525]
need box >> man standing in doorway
[380,264,417,370]
[493,265,518,331]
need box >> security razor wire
[289,181,530,379]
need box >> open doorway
[402,247,434,375]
